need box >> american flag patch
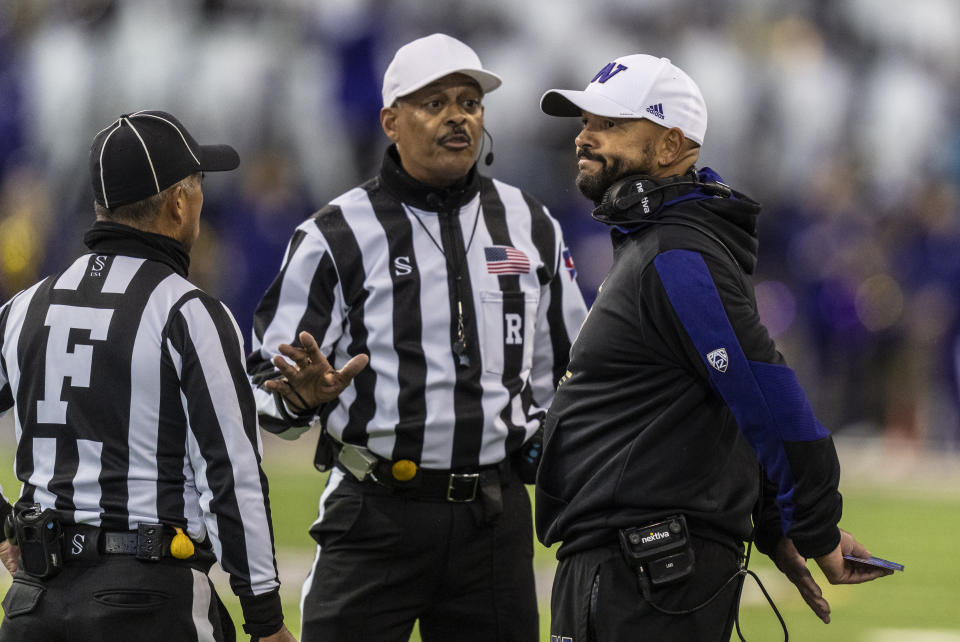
[484,246,530,275]
[562,246,577,280]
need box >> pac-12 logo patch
[706,348,728,373]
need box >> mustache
[439,127,471,144]
[577,148,605,165]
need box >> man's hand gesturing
[263,331,369,411]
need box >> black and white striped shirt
[0,223,280,609]
[248,148,588,469]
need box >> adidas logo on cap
[645,103,665,119]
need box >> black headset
[592,170,745,276]
[592,170,732,226]
[481,127,494,166]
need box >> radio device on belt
[619,514,695,588]
[619,513,787,642]
[7,505,63,579]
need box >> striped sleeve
[166,292,282,627]
[651,249,842,558]
[529,210,587,407]
[0,300,11,515]
[247,221,347,434]
[0,298,12,418]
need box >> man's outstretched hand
[773,530,894,624]
[815,529,894,584]
[263,331,369,411]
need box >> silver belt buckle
[446,473,480,502]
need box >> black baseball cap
[89,110,240,208]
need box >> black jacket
[535,169,842,560]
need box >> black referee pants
[550,537,743,642]
[0,556,232,642]
[300,467,539,642]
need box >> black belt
[346,458,513,502]
[61,523,183,563]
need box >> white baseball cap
[382,33,502,107]
[541,54,707,145]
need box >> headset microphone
[482,127,494,166]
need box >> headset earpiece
[592,172,732,226]
[595,174,669,222]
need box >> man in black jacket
[536,54,892,640]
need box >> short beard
[575,142,656,203]
[576,157,625,203]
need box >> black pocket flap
[2,578,45,618]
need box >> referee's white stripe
[470,216,517,464]
[102,256,146,294]
[73,439,104,526]
[28,437,58,509]
[339,195,400,457]
[181,365,218,547]
[1,280,45,444]
[181,297,277,594]
[169,338,219,547]
[255,225,337,429]
[126,274,194,529]
[54,254,91,291]
[404,202,457,467]
[191,569,217,642]
[261,224,325,360]
[478,180,546,465]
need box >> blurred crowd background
[2,0,960,448]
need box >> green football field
[1,435,958,641]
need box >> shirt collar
[83,220,191,278]
[378,144,481,212]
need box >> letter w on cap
[591,62,628,84]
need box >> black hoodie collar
[379,144,481,212]
[83,221,190,278]
[604,168,762,275]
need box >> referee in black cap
[0,111,296,641]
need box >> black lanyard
[404,196,483,367]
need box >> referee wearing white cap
[536,55,893,639]
[247,34,587,641]
[0,111,296,641]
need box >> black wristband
[239,590,284,638]
[273,390,318,424]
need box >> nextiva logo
[642,530,671,544]
[634,181,651,214]
[591,62,628,84]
